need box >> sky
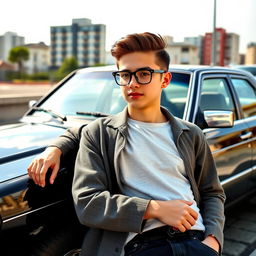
[1,0,255,54]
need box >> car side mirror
[204,110,234,128]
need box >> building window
[181,47,189,52]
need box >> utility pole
[211,0,217,66]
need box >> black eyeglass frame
[112,68,167,86]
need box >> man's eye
[120,73,130,78]
[140,71,150,77]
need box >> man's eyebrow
[119,66,151,72]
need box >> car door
[230,76,256,193]
[194,74,252,206]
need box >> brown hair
[111,32,170,70]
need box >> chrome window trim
[2,199,64,224]
[211,138,253,155]
[221,165,256,187]
[181,71,194,120]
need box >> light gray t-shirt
[119,118,205,245]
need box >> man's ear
[161,72,172,88]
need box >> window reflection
[0,190,29,219]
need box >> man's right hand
[27,147,62,187]
[144,199,198,232]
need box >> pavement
[223,195,256,256]
[0,82,53,97]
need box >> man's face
[117,51,171,111]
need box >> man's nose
[128,74,139,88]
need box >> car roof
[76,64,248,76]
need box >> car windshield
[32,70,191,119]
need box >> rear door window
[199,78,236,118]
[231,79,256,118]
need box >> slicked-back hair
[111,32,170,70]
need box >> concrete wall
[0,95,42,124]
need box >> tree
[8,46,29,75]
[56,57,78,80]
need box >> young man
[28,32,225,256]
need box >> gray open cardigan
[51,107,226,256]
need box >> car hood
[0,122,66,182]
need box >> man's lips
[128,92,144,97]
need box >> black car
[230,65,256,79]
[1,65,256,255]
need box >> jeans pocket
[194,239,219,256]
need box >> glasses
[112,68,167,86]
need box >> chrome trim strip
[2,199,64,224]
[191,71,203,122]
[212,139,253,155]
[183,72,194,120]
[221,165,256,186]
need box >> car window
[198,78,237,120]
[231,78,256,118]
[35,71,126,116]
[162,72,190,118]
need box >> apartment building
[202,28,240,66]
[166,42,200,65]
[0,32,25,62]
[50,18,106,69]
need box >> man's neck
[127,106,167,123]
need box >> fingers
[27,158,52,187]
[189,207,199,220]
[34,159,44,185]
[27,147,62,187]
[156,199,199,232]
[185,211,197,226]
[181,200,193,206]
[175,208,197,232]
[50,163,60,184]
[38,162,50,187]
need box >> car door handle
[240,132,253,140]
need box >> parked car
[230,65,256,79]
[1,65,256,255]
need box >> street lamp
[211,0,217,66]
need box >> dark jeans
[124,227,219,256]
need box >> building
[50,18,106,69]
[202,28,240,66]
[203,28,226,66]
[0,32,25,62]
[184,36,203,64]
[0,60,15,80]
[23,42,50,74]
[225,33,240,65]
[166,42,200,65]
[245,42,256,64]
